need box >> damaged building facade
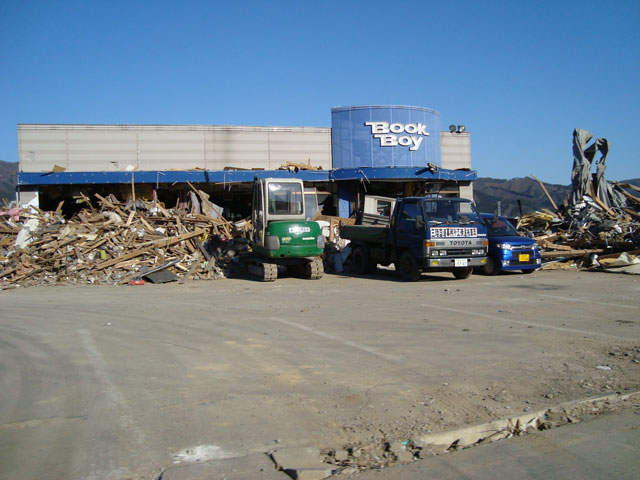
[16,105,475,218]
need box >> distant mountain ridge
[473,177,570,217]
[473,177,640,217]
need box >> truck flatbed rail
[340,224,387,243]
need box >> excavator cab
[248,177,324,281]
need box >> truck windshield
[268,183,303,215]
[423,199,482,225]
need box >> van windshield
[484,216,520,236]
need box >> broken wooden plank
[179,253,202,284]
[540,248,607,259]
[95,246,154,270]
[530,175,559,212]
[135,227,207,249]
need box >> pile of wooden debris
[0,188,248,289]
[518,129,640,269]
[517,187,640,263]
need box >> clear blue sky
[1,0,638,184]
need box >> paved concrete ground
[1,269,639,479]
[348,407,640,480]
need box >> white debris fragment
[173,444,236,464]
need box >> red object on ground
[129,279,145,285]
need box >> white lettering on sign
[430,227,478,238]
[364,121,429,151]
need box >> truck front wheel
[398,251,421,281]
[453,267,473,279]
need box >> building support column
[337,181,352,218]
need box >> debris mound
[521,128,640,270]
[1,190,249,289]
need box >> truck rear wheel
[453,267,473,279]
[398,251,421,281]
[351,247,377,274]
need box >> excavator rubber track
[247,260,278,282]
[304,257,324,280]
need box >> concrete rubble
[270,447,337,480]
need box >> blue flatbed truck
[341,197,488,281]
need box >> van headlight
[498,243,513,250]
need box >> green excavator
[246,177,324,281]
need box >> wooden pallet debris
[278,161,323,172]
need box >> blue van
[478,213,542,275]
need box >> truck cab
[393,197,488,278]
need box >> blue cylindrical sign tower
[331,105,441,169]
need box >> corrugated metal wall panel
[69,153,138,171]
[440,132,471,171]
[267,131,331,169]
[136,130,206,170]
[21,152,68,172]
[18,124,332,172]
[205,131,271,170]
[66,130,138,171]
[19,128,69,171]
[459,184,474,201]
[205,131,270,152]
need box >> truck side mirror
[415,216,425,230]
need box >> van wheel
[398,251,421,281]
[453,267,473,279]
[482,256,500,275]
